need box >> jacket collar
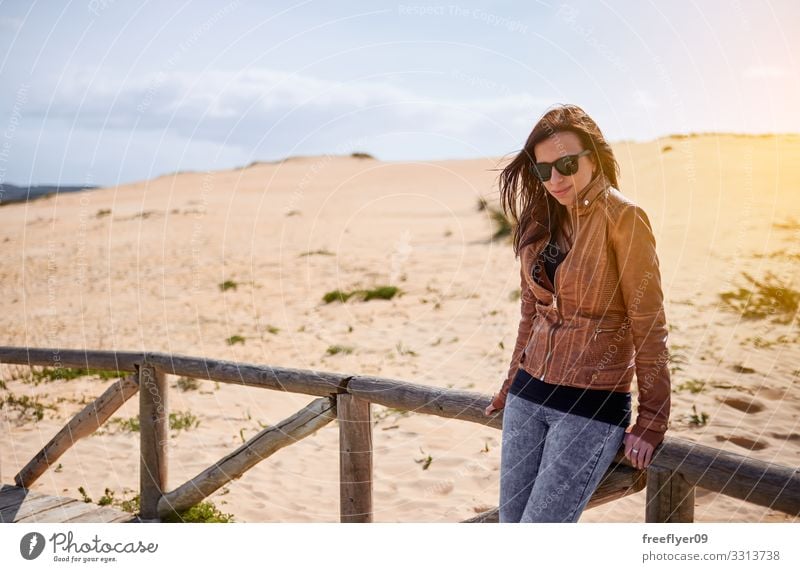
[572,171,610,216]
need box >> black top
[509,367,632,427]
[531,237,568,287]
[542,238,567,286]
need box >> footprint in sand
[769,432,800,442]
[718,396,766,414]
[715,435,769,451]
[756,387,788,400]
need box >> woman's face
[533,131,596,207]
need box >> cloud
[24,67,549,150]
[742,66,789,80]
[632,89,659,110]
[0,17,23,30]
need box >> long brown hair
[499,104,620,257]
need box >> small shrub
[169,411,200,432]
[323,285,401,304]
[1,393,58,422]
[487,206,511,240]
[78,486,92,503]
[219,280,238,292]
[106,410,199,433]
[363,285,399,301]
[175,376,200,391]
[674,379,706,394]
[350,151,374,159]
[719,271,799,323]
[326,344,354,356]
[226,335,246,345]
[163,501,234,523]
[19,366,125,386]
[107,416,140,433]
[669,347,688,376]
[88,488,140,514]
[415,447,433,470]
[687,405,709,427]
[323,289,352,303]
[395,341,417,356]
[119,493,140,514]
[98,488,115,506]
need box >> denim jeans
[499,391,626,522]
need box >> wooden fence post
[338,394,373,522]
[646,467,695,522]
[138,362,167,521]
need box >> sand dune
[1,134,799,522]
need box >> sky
[0,0,798,186]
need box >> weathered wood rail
[1,346,798,523]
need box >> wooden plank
[0,485,134,522]
[2,495,76,522]
[0,485,29,512]
[0,346,347,397]
[18,499,98,523]
[64,505,133,523]
[15,374,139,487]
[0,346,141,372]
[3,345,800,519]
[138,362,167,521]
[589,462,648,508]
[461,462,646,523]
[338,393,373,523]
[158,396,336,517]
[109,513,140,523]
[648,437,797,516]
[347,376,503,430]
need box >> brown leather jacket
[492,171,671,450]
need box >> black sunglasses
[530,149,591,182]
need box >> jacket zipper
[541,230,564,382]
[593,325,618,341]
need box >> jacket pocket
[579,364,634,389]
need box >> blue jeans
[499,391,626,522]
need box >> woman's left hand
[623,431,654,470]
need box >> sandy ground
[1,133,798,522]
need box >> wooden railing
[1,346,798,522]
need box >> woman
[484,104,671,523]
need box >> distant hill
[0,183,98,206]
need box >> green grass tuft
[323,285,401,304]
[163,500,235,523]
[175,376,200,391]
[487,206,511,240]
[719,271,799,323]
[17,366,126,386]
[326,344,354,356]
[0,393,58,422]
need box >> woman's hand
[484,393,506,416]
[623,431,654,470]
